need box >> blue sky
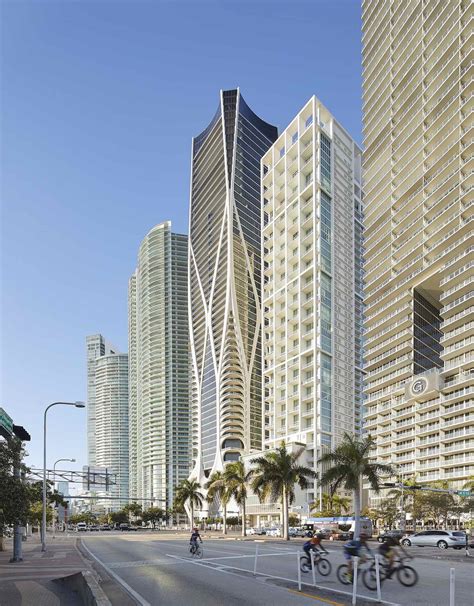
[1,0,362,475]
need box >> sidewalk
[0,535,85,605]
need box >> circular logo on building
[411,378,428,395]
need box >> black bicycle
[337,556,375,588]
[300,550,332,576]
[189,542,203,559]
[364,556,418,590]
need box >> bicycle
[364,556,418,590]
[337,556,375,588]
[300,550,332,576]
[189,542,203,559]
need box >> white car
[266,527,282,537]
[247,527,257,535]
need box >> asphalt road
[82,534,474,606]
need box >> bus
[303,516,373,539]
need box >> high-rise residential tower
[188,89,278,480]
[128,221,189,509]
[86,334,118,466]
[260,97,363,508]
[94,353,129,510]
[362,0,473,499]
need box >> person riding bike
[343,532,373,581]
[378,535,409,577]
[189,527,202,553]
[303,533,329,560]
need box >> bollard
[253,543,259,576]
[449,567,455,606]
[352,556,359,606]
[297,550,302,591]
[311,551,316,586]
[375,554,382,602]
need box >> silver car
[401,530,465,550]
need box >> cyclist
[303,532,329,559]
[343,532,373,581]
[189,527,202,553]
[378,535,410,577]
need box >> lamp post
[42,402,84,552]
[52,458,75,538]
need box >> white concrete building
[259,96,364,516]
[362,0,473,502]
[94,353,129,510]
[128,221,190,510]
[86,334,118,467]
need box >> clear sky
[1,0,362,477]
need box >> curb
[54,570,111,606]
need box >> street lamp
[42,402,84,552]
[52,458,76,538]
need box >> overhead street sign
[458,490,472,498]
[0,407,14,438]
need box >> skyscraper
[188,89,278,480]
[128,221,189,509]
[362,0,473,498]
[260,97,363,509]
[94,353,129,510]
[86,334,118,467]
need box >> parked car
[89,525,99,531]
[266,527,281,537]
[256,528,267,535]
[76,522,87,532]
[119,523,131,531]
[100,524,111,531]
[377,530,405,543]
[247,527,258,535]
[333,530,352,541]
[401,530,466,550]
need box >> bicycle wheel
[195,546,203,559]
[317,558,332,577]
[396,565,418,587]
[300,556,311,573]
[337,564,351,585]
[362,566,378,591]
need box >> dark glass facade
[189,90,277,474]
[413,289,443,375]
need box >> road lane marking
[81,540,152,606]
[288,589,343,605]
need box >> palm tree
[251,442,316,541]
[223,460,252,536]
[205,471,230,535]
[174,479,204,527]
[332,494,352,515]
[320,433,394,539]
[463,476,474,491]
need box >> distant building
[86,334,118,467]
[94,353,129,510]
[188,89,278,483]
[128,221,190,510]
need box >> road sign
[0,407,13,438]
[458,490,472,498]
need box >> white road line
[165,553,401,606]
[81,540,152,606]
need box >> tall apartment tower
[128,221,190,509]
[94,353,129,510]
[189,89,278,479]
[261,97,364,504]
[86,334,118,466]
[362,0,473,496]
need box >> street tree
[251,443,316,540]
[123,503,142,524]
[0,438,30,549]
[320,433,394,538]
[174,479,204,527]
[205,471,230,535]
[224,461,253,537]
[142,507,164,529]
